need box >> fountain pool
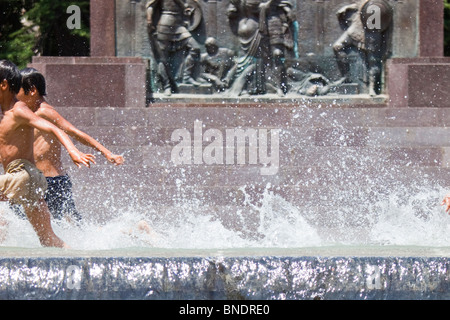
[0,180,449,300]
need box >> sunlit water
[1,104,450,255]
[0,116,449,298]
[0,181,449,254]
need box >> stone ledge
[148,94,388,107]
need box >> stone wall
[29,56,147,108]
[53,102,450,240]
[387,58,450,108]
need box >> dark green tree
[0,0,35,67]
[0,0,89,68]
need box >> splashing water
[0,181,448,251]
[368,186,450,247]
[1,104,449,251]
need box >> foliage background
[0,0,449,68]
[0,0,89,68]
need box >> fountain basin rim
[149,93,389,106]
[0,245,449,259]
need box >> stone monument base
[387,57,450,108]
[30,56,450,109]
[29,56,147,109]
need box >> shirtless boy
[0,60,95,248]
[17,68,124,222]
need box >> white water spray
[0,180,448,250]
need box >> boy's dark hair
[20,68,47,96]
[0,60,21,94]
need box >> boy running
[17,68,124,222]
[0,60,95,248]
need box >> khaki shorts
[0,159,48,208]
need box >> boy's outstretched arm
[14,103,96,168]
[40,106,124,165]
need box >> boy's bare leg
[24,199,68,248]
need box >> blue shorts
[11,174,82,222]
[45,174,82,221]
